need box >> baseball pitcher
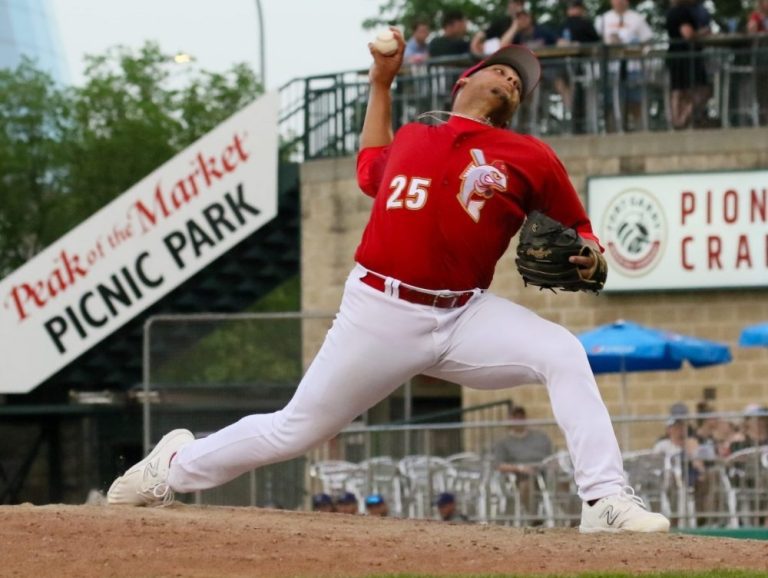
[108,30,669,533]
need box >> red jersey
[355,115,599,290]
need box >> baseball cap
[666,402,689,426]
[335,491,357,505]
[435,492,456,507]
[745,404,768,417]
[451,44,541,102]
[568,0,585,7]
[364,494,386,507]
[312,493,333,508]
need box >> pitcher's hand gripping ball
[372,29,398,55]
[515,211,607,293]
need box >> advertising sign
[0,92,279,394]
[588,171,768,292]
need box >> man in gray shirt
[493,405,553,521]
[494,406,553,472]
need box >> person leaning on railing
[470,0,525,57]
[665,0,713,129]
[404,19,431,65]
[747,0,768,33]
[595,0,654,132]
[427,9,471,58]
[557,0,601,133]
[746,0,768,124]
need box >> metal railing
[141,312,767,527]
[308,412,768,528]
[278,35,768,160]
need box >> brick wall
[300,127,768,450]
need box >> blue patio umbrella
[577,320,732,446]
[739,323,768,347]
[579,320,732,374]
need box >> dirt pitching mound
[1,504,766,577]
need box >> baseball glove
[515,211,607,294]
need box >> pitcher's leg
[168,277,436,493]
[427,293,624,501]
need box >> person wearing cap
[729,405,768,454]
[311,493,334,513]
[435,492,469,522]
[352,30,668,534]
[652,402,711,524]
[652,402,703,463]
[333,491,360,515]
[364,494,389,517]
[106,27,668,536]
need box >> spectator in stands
[596,0,653,45]
[428,10,471,58]
[507,10,559,132]
[511,11,558,49]
[404,20,431,64]
[747,0,768,33]
[333,491,359,515]
[747,0,768,124]
[312,492,334,513]
[435,492,469,522]
[494,406,553,474]
[364,493,389,517]
[692,0,714,31]
[494,406,553,520]
[666,0,711,129]
[730,405,768,453]
[559,0,600,45]
[595,0,654,131]
[653,402,707,481]
[470,0,525,56]
[711,418,740,458]
[557,0,601,133]
[694,400,721,459]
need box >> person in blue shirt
[404,20,431,64]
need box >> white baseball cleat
[107,429,194,506]
[579,487,670,533]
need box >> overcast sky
[49,0,382,90]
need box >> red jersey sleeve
[356,146,391,198]
[530,142,604,251]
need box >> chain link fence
[142,312,335,509]
[142,313,767,526]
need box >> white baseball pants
[168,264,625,501]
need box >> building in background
[0,0,67,82]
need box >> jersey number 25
[386,176,431,211]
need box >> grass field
[159,570,768,577]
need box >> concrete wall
[300,127,768,450]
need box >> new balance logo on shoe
[599,505,620,526]
[145,461,159,479]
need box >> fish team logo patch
[457,149,508,222]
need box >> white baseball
[373,29,398,56]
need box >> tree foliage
[0,42,262,278]
[0,59,69,273]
